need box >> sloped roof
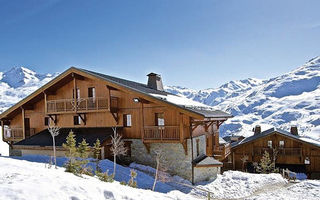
[77,68,232,119]
[192,154,222,166]
[0,67,232,120]
[15,127,115,147]
[232,128,320,149]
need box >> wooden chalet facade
[224,127,320,179]
[0,67,232,183]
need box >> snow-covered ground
[0,129,9,156]
[1,155,319,200]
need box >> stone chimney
[290,126,298,136]
[147,73,164,91]
[254,125,261,135]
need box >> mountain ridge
[0,57,319,141]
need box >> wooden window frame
[279,140,284,148]
[267,140,272,148]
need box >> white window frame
[126,114,132,127]
[268,140,272,148]
[279,140,284,148]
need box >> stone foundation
[129,134,221,183]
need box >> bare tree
[110,127,127,177]
[152,149,170,191]
[48,124,60,169]
[240,155,249,172]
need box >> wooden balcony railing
[46,97,118,114]
[253,147,302,156]
[144,126,180,141]
[214,144,231,160]
[3,128,35,141]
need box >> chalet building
[224,126,320,179]
[0,67,232,183]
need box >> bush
[96,170,114,183]
[128,169,138,188]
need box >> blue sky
[0,0,319,89]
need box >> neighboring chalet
[0,67,232,183]
[224,126,320,179]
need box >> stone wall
[194,166,220,183]
[129,134,221,182]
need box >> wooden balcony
[214,144,231,160]
[3,128,35,141]
[46,97,118,114]
[143,126,180,142]
[253,147,302,156]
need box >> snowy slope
[1,156,319,200]
[166,56,320,141]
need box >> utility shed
[224,127,320,179]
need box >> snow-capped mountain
[167,56,320,141]
[0,57,320,141]
[0,67,58,113]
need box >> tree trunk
[113,154,116,178]
[152,159,160,191]
[53,136,57,168]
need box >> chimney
[290,126,298,136]
[254,125,261,135]
[147,73,164,91]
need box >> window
[73,88,80,99]
[155,113,165,126]
[268,140,272,148]
[74,116,81,125]
[44,117,50,126]
[196,139,200,156]
[88,87,96,98]
[123,114,132,127]
[279,140,284,148]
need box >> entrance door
[24,118,30,138]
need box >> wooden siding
[229,132,320,176]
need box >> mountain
[0,67,58,113]
[0,57,319,141]
[166,56,320,141]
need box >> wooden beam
[72,73,77,112]
[140,102,145,142]
[78,113,86,125]
[48,115,57,125]
[182,140,188,155]
[179,113,184,144]
[106,86,111,111]
[44,92,47,113]
[21,107,25,139]
[1,120,4,142]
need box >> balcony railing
[253,147,302,156]
[214,144,231,160]
[3,128,35,141]
[144,126,180,141]
[46,97,118,114]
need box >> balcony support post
[1,120,4,141]
[72,73,77,112]
[21,107,25,139]
[44,92,47,113]
[140,102,145,142]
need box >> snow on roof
[150,93,210,108]
[300,137,320,147]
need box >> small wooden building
[0,67,232,183]
[224,127,320,179]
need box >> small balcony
[46,97,118,114]
[3,128,35,141]
[214,144,231,160]
[143,126,180,142]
